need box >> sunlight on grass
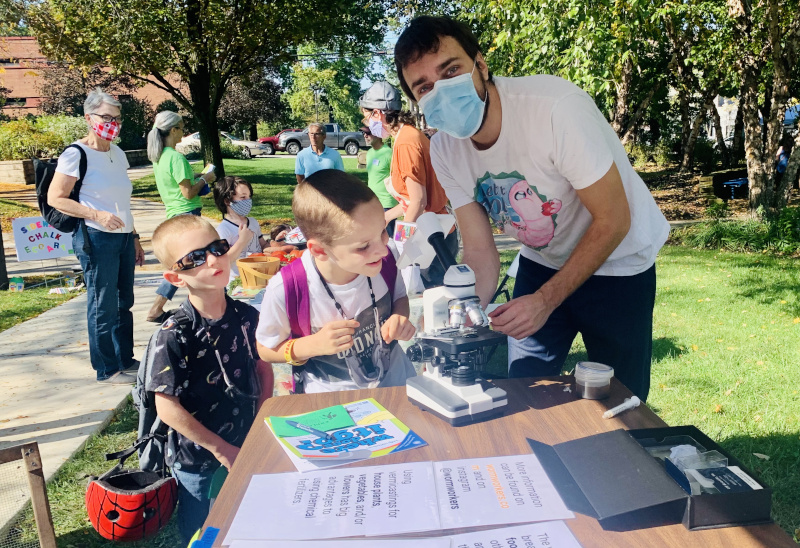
[131,157,368,227]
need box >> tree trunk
[732,99,744,164]
[740,67,769,215]
[611,57,633,138]
[711,102,729,168]
[776,131,800,206]
[620,81,662,146]
[0,230,8,290]
[680,100,710,172]
[679,92,692,160]
[248,124,257,141]
[187,66,225,177]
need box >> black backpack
[34,144,87,233]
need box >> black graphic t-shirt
[148,297,261,472]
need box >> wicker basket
[236,256,281,289]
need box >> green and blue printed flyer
[266,398,427,472]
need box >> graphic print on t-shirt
[306,291,394,384]
[475,171,562,250]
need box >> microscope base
[406,374,507,426]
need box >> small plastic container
[574,361,614,400]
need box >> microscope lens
[465,301,488,327]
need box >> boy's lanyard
[312,260,379,321]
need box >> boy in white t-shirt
[213,176,268,282]
[394,16,670,401]
[256,169,416,393]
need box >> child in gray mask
[213,176,268,283]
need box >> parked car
[278,123,366,156]
[176,131,269,158]
[257,128,303,155]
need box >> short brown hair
[213,176,253,214]
[152,215,217,267]
[293,169,378,244]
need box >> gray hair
[308,122,326,136]
[84,87,122,116]
[147,110,183,164]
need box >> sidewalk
[0,169,180,532]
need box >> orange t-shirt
[390,125,449,215]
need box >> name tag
[372,159,380,166]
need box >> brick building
[0,36,177,118]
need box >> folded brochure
[266,398,427,472]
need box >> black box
[528,426,772,531]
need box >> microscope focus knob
[406,344,423,363]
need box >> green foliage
[34,114,88,146]
[626,141,676,168]
[0,117,75,160]
[285,44,380,130]
[706,200,731,220]
[117,96,154,150]
[671,208,800,254]
[693,137,721,173]
[219,139,247,160]
[23,0,389,171]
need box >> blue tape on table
[190,527,219,548]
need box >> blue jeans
[73,226,136,380]
[508,256,656,401]
[156,208,203,301]
[172,466,216,545]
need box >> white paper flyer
[222,461,440,544]
[434,455,574,529]
[449,522,581,547]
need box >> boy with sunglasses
[256,169,417,393]
[148,215,273,544]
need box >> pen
[286,420,331,440]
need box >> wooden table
[203,377,794,547]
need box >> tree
[218,69,286,140]
[285,44,377,130]
[22,0,387,176]
[727,0,800,215]
[38,63,140,116]
[459,0,671,145]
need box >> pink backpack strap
[379,247,397,300]
[280,258,311,338]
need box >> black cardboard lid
[528,429,687,521]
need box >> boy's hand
[214,442,240,471]
[312,319,359,355]
[381,314,415,343]
[238,220,254,241]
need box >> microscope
[398,213,507,426]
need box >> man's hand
[488,293,553,340]
[213,442,240,471]
[311,319,359,355]
[133,238,145,266]
[95,211,125,231]
[381,314,415,343]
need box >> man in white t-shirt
[394,16,670,401]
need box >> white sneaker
[96,371,136,385]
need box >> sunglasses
[171,239,231,271]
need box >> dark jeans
[73,226,136,380]
[172,466,216,545]
[420,228,459,289]
[508,256,656,401]
[156,208,203,301]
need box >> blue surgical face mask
[229,198,252,217]
[368,117,389,139]
[418,60,487,139]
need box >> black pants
[508,256,656,401]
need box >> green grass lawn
[0,276,82,333]
[131,157,368,228]
[0,198,40,233]
[5,246,799,543]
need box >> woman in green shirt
[145,110,216,322]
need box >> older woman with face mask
[48,87,145,384]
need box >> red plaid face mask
[92,119,121,141]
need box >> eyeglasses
[309,132,325,136]
[90,113,123,124]
[171,239,231,271]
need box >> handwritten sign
[12,216,74,261]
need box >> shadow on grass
[653,337,684,363]
[718,433,800,538]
